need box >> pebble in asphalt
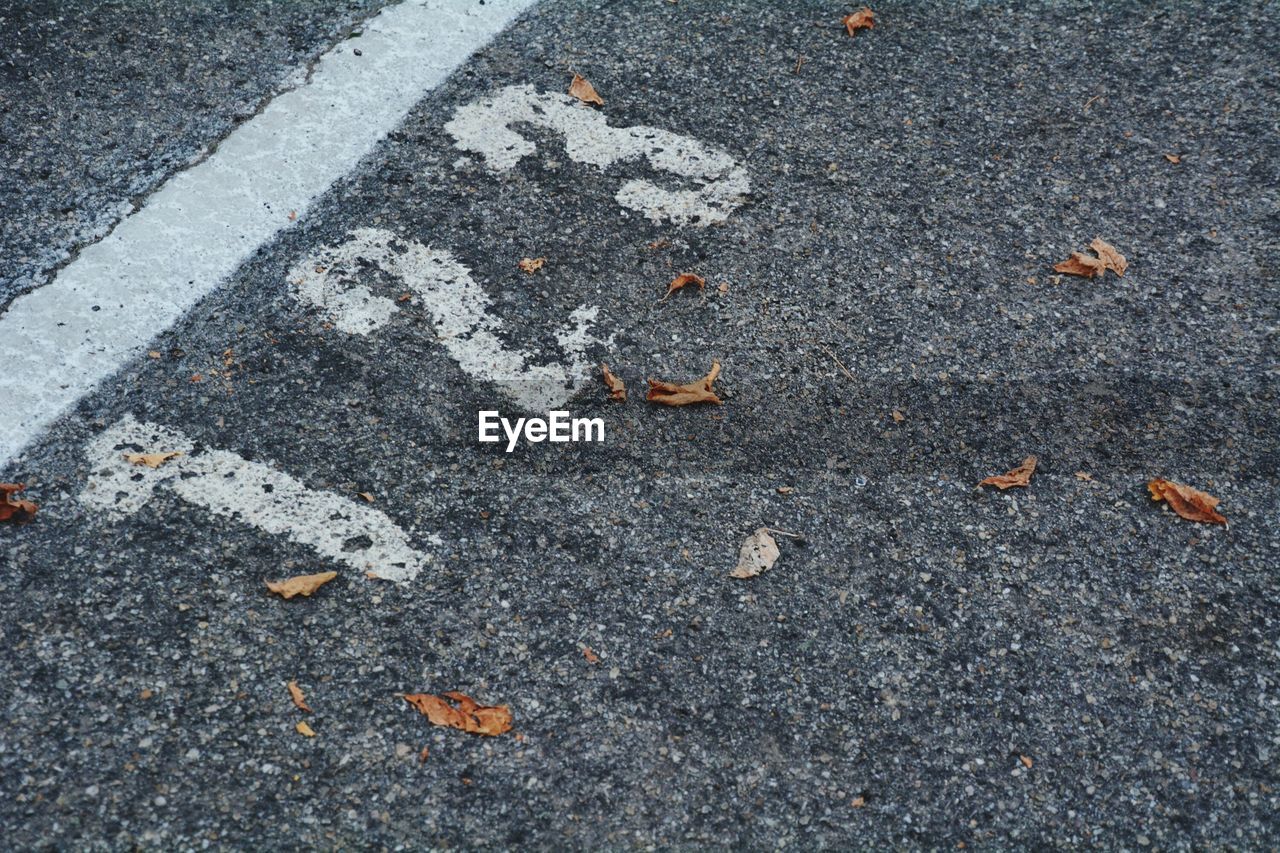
[2,0,1278,847]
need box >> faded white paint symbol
[445,84,750,226]
[289,228,606,411]
[81,415,435,583]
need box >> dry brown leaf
[1054,238,1127,279]
[851,796,866,808]
[891,409,905,423]
[296,721,316,738]
[266,571,338,599]
[123,450,183,469]
[404,691,513,737]
[568,74,604,106]
[357,492,375,503]
[1053,251,1107,279]
[978,456,1037,489]
[1164,153,1181,164]
[1075,471,1094,481]
[288,680,312,713]
[1020,755,1034,769]
[730,527,780,579]
[717,281,730,295]
[663,272,705,300]
[646,361,723,406]
[601,363,627,402]
[777,486,795,495]
[518,257,546,274]
[582,647,600,664]
[842,8,875,36]
[419,746,430,763]
[1148,478,1227,525]
[1089,237,1128,277]
[0,483,38,525]
[147,350,162,359]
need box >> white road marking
[445,85,750,226]
[0,0,536,467]
[289,228,607,411]
[82,416,435,582]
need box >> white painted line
[0,0,536,467]
[289,228,607,411]
[446,85,750,225]
[82,416,436,582]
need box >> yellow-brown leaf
[842,8,875,36]
[1148,478,1226,525]
[568,74,604,106]
[646,361,723,406]
[601,363,627,402]
[663,272,705,300]
[0,483,38,525]
[123,451,183,469]
[288,680,312,713]
[978,456,1037,489]
[404,691,513,737]
[265,571,338,599]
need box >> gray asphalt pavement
[2,1,1278,848]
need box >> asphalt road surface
[2,1,1278,848]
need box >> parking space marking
[291,228,606,410]
[445,85,751,225]
[82,416,435,582]
[0,0,536,467]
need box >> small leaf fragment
[582,647,600,664]
[518,257,545,274]
[123,450,183,469]
[1089,237,1128,277]
[1020,755,1034,769]
[568,74,604,106]
[1148,478,1227,525]
[730,527,780,579]
[266,571,338,599]
[404,691,513,737]
[1164,153,1181,164]
[891,409,905,423]
[0,483,39,525]
[1053,251,1106,279]
[646,361,723,406]
[357,492,375,503]
[601,363,627,402]
[842,8,875,36]
[288,680,312,713]
[1054,237,1127,279]
[295,721,316,738]
[978,456,1037,489]
[662,272,705,300]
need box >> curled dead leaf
[266,571,338,599]
[646,361,723,406]
[663,272,705,300]
[296,721,316,738]
[1054,238,1127,279]
[842,8,875,35]
[1164,153,1181,164]
[978,456,1037,489]
[357,492,375,503]
[1148,478,1226,525]
[123,450,183,469]
[601,363,627,402]
[1089,237,1127,277]
[404,691,513,737]
[582,647,600,664]
[730,527,780,579]
[518,257,545,274]
[568,74,604,106]
[288,680,312,713]
[1020,755,1034,769]
[1053,252,1106,279]
[0,483,38,525]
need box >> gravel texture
[0,0,387,309]
[2,1,1278,848]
